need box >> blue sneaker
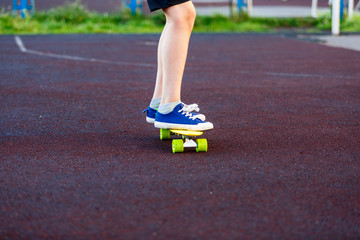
[143,103,206,124]
[143,106,157,123]
[154,103,213,131]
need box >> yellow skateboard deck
[170,129,203,137]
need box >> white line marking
[14,36,155,68]
[137,41,158,46]
[252,70,358,80]
[15,36,26,52]
[14,36,358,80]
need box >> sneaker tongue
[176,103,184,110]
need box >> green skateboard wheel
[172,139,184,153]
[196,139,208,152]
[160,129,171,140]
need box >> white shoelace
[182,103,200,113]
[178,103,200,120]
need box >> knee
[183,5,196,29]
[165,3,196,30]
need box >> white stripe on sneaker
[146,117,155,124]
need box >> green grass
[1,1,360,34]
[315,12,360,32]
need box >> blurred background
[1,0,359,34]
[2,0,355,16]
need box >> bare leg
[152,2,196,104]
[152,24,167,100]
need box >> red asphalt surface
[1,33,360,239]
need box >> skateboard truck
[160,129,208,153]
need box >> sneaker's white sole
[146,117,155,124]
[154,121,214,131]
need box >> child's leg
[144,3,195,122]
[151,24,167,100]
[159,2,196,104]
[146,2,213,130]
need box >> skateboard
[160,129,208,153]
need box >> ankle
[158,101,181,114]
[150,97,161,110]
